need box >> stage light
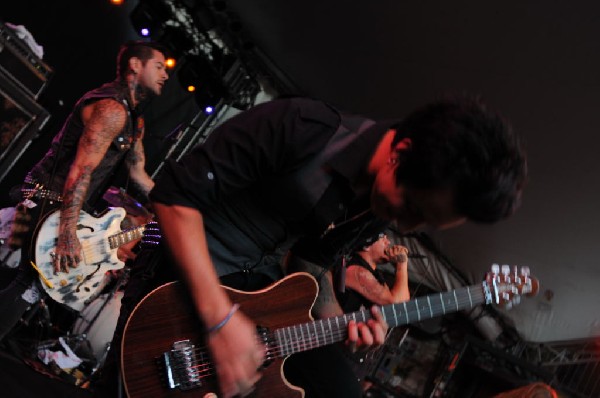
[177,55,229,110]
[110,0,124,5]
[165,58,176,69]
[187,85,196,92]
[205,106,214,114]
[140,28,150,37]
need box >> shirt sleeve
[150,97,341,210]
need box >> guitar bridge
[161,340,202,390]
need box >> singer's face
[369,234,390,259]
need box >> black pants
[284,345,362,398]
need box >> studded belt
[22,175,63,202]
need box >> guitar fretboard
[275,283,487,357]
[108,225,146,249]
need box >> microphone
[408,253,427,259]
[384,245,427,259]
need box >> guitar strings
[48,235,127,265]
[160,289,487,382]
[50,228,143,265]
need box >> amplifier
[0,22,53,99]
[0,68,50,185]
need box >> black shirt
[151,97,395,277]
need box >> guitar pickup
[162,340,203,391]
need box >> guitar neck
[108,224,146,249]
[275,282,488,357]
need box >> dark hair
[116,40,168,80]
[392,95,527,223]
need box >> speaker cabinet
[0,22,53,99]
[0,69,50,184]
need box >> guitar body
[121,273,320,398]
[34,207,127,311]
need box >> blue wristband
[206,303,240,334]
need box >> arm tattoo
[79,99,127,155]
[60,99,126,232]
[125,143,144,167]
[127,140,153,196]
[355,268,387,298]
[60,165,93,234]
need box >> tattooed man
[337,232,410,312]
[0,41,168,340]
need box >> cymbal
[103,186,151,218]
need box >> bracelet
[206,303,240,334]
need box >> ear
[390,137,411,163]
[393,137,412,152]
[129,57,142,74]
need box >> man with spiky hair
[0,40,169,341]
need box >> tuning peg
[491,263,500,275]
[501,264,510,275]
[520,266,530,277]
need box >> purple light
[140,28,150,37]
[205,106,214,114]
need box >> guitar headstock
[485,264,539,309]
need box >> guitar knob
[520,266,530,277]
[512,295,521,306]
[501,264,510,275]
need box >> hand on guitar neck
[345,306,388,353]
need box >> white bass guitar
[34,207,145,311]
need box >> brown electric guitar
[121,267,538,398]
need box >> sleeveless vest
[28,81,137,207]
[336,253,386,312]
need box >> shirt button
[207,172,214,180]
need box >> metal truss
[511,339,600,397]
